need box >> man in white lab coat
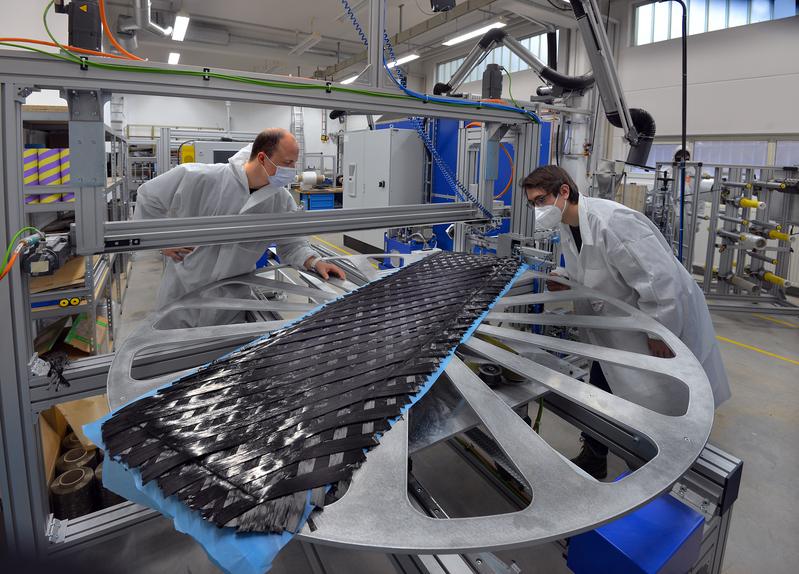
[522,165,731,479]
[134,128,345,328]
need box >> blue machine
[380,119,551,254]
[567,476,705,574]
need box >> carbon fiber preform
[102,252,520,534]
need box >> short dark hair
[249,128,288,161]
[520,165,579,203]
[673,148,690,162]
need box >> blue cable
[341,0,368,47]
[337,0,538,219]
[380,28,493,217]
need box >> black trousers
[582,362,611,456]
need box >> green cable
[3,227,41,269]
[36,6,535,118]
[502,67,521,109]
[43,0,81,62]
[532,397,544,434]
[0,41,81,64]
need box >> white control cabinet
[342,128,424,252]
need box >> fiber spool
[38,148,62,203]
[50,467,95,520]
[94,463,126,508]
[56,446,99,474]
[59,148,70,185]
[23,148,40,204]
[23,148,39,185]
[738,233,767,249]
[38,148,61,185]
[61,432,83,451]
[301,170,325,187]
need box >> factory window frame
[692,139,769,166]
[775,140,799,167]
[435,32,556,86]
[633,0,798,46]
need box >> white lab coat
[557,195,731,415]
[134,144,317,328]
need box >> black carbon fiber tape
[102,252,520,534]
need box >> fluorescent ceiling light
[340,74,360,85]
[442,21,506,46]
[168,52,181,65]
[172,13,190,42]
[386,53,419,68]
[288,32,322,56]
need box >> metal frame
[301,271,714,552]
[91,261,715,561]
[0,47,539,556]
[653,161,798,315]
[17,257,725,574]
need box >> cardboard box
[39,407,68,484]
[39,395,109,484]
[56,395,109,448]
[64,312,108,354]
[616,184,648,214]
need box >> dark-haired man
[134,127,345,328]
[521,165,730,479]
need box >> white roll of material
[301,171,325,187]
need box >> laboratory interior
[1,1,798,573]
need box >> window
[775,140,799,166]
[633,0,798,46]
[693,140,768,165]
[436,32,555,86]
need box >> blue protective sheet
[84,262,528,574]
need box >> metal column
[0,81,46,554]
[510,123,539,237]
[156,126,171,178]
[67,89,108,255]
[367,0,386,88]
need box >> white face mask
[263,154,297,188]
[535,193,567,230]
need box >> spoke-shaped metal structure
[107,261,714,554]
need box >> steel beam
[0,52,527,125]
[101,203,484,252]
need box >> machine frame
[0,47,536,558]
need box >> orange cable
[0,246,23,282]
[455,123,514,200]
[0,37,128,59]
[495,143,513,200]
[99,0,144,60]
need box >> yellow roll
[738,197,762,209]
[37,148,62,186]
[39,192,63,203]
[768,229,792,242]
[59,148,70,184]
[23,149,39,185]
[762,272,788,288]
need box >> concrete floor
[99,239,798,574]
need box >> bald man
[134,128,345,328]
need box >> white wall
[0,0,68,106]
[609,6,799,156]
[119,95,345,156]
